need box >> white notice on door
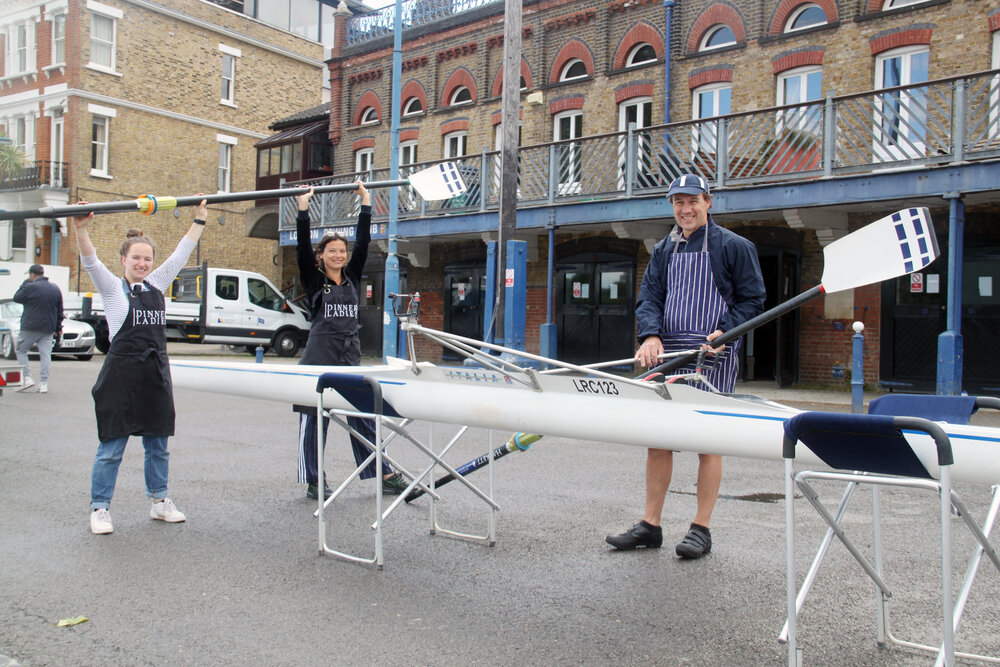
[980,276,993,298]
[610,284,618,300]
[926,274,940,294]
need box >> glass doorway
[556,255,636,365]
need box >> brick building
[267,0,1000,392]
[0,0,327,293]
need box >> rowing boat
[169,356,1000,484]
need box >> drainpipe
[663,0,674,125]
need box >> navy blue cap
[667,174,710,198]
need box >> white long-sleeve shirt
[80,236,197,342]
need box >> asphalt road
[2,355,998,666]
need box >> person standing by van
[70,198,208,535]
[294,184,406,500]
[13,264,63,393]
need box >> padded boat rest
[869,394,978,424]
[782,412,954,478]
[315,372,402,418]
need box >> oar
[404,432,541,503]
[641,207,939,378]
[0,162,468,221]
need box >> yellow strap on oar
[137,195,178,215]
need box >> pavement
[2,351,999,666]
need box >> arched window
[450,86,472,106]
[359,107,379,125]
[785,4,827,31]
[625,43,657,68]
[700,25,736,51]
[560,59,588,81]
[402,97,423,117]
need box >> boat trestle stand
[314,372,501,569]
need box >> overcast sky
[364,0,396,8]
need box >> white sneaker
[150,498,186,523]
[17,377,35,392]
[38,382,48,393]
[90,508,113,534]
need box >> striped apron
[661,223,741,393]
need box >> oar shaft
[642,285,823,378]
[404,441,516,503]
[0,179,411,221]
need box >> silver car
[0,298,96,361]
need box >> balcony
[0,160,69,192]
[280,68,1000,238]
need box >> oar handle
[639,285,823,378]
[0,179,411,221]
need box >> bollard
[851,321,864,414]
[255,344,264,363]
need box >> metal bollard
[851,321,864,414]
[255,344,264,363]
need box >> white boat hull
[169,358,1000,484]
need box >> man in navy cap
[606,174,765,558]
[14,264,63,393]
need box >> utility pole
[494,0,522,343]
[383,0,403,359]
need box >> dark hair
[316,232,348,254]
[121,228,156,258]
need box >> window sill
[0,71,38,87]
[43,64,66,78]
[220,99,237,108]
[85,63,122,77]
[89,169,112,179]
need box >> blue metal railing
[281,68,1000,231]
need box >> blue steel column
[539,225,557,360]
[381,0,403,360]
[483,241,497,345]
[937,194,965,395]
[504,240,527,351]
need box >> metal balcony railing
[0,160,69,192]
[281,68,1000,231]
[346,0,502,46]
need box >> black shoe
[381,473,407,496]
[675,523,712,559]
[306,482,332,500]
[606,521,663,550]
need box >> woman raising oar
[71,197,209,535]
[293,184,406,500]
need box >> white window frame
[355,147,374,175]
[5,20,36,77]
[618,97,653,189]
[700,25,736,51]
[449,86,472,107]
[625,43,658,68]
[217,134,237,193]
[777,66,823,134]
[49,108,65,187]
[359,107,379,125]
[554,110,583,194]
[873,45,929,161]
[692,84,731,155]
[400,140,419,207]
[219,45,240,107]
[89,114,111,178]
[87,1,122,75]
[52,12,66,65]
[443,131,467,158]
[784,4,827,32]
[882,0,931,9]
[559,59,588,82]
[402,97,423,117]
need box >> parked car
[0,299,96,361]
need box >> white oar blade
[820,207,938,294]
[407,162,468,201]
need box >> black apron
[294,276,361,413]
[91,281,175,441]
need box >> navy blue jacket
[13,275,63,334]
[636,217,766,341]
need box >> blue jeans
[90,435,170,509]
